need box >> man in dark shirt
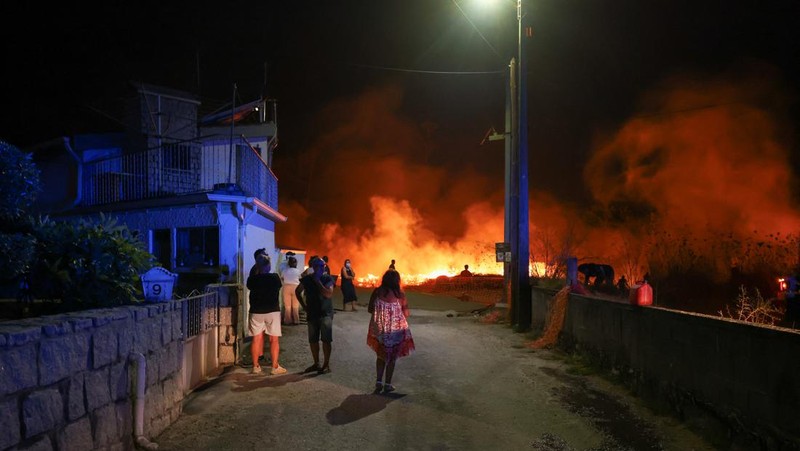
[296,256,335,374]
[247,249,286,375]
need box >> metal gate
[180,290,220,392]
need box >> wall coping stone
[0,325,42,348]
[134,307,149,322]
[61,315,95,331]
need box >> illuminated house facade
[32,82,288,292]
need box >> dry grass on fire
[410,275,505,306]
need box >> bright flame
[315,196,547,286]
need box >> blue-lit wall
[0,303,185,449]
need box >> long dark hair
[378,269,403,298]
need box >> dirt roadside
[155,293,715,450]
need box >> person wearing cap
[247,248,286,375]
[295,256,335,374]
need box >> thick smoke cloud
[277,68,799,288]
[582,67,800,281]
[276,84,506,279]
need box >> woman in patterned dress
[367,270,415,393]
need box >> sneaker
[271,366,287,375]
[251,366,263,375]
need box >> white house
[31,82,300,361]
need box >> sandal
[317,366,331,375]
[382,384,395,393]
[374,381,383,392]
[303,363,321,373]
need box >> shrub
[719,285,783,326]
[30,214,155,309]
[0,140,41,283]
[0,140,40,221]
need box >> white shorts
[249,312,282,337]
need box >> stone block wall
[531,287,800,449]
[0,302,185,450]
[204,284,239,365]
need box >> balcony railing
[81,140,278,208]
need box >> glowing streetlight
[477,0,531,330]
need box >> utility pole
[516,0,532,331]
[504,60,514,321]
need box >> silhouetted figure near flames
[578,263,615,289]
[616,275,630,297]
[388,259,396,271]
[460,265,473,277]
[785,272,799,328]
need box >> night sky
[3,0,800,274]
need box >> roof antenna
[195,48,201,94]
[228,83,237,184]
[262,62,269,99]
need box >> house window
[162,143,192,171]
[152,229,172,270]
[176,226,219,268]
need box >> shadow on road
[228,371,318,392]
[326,392,407,425]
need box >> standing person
[250,248,271,276]
[367,270,415,393]
[340,259,358,311]
[322,255,332,276]
[296,257,336,374]
[280,256,302,325]
[303,255,319,276]
[388,259,396,271]
[247,249,287,375]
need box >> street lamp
[493,0,531,330]
[469,0,532,328]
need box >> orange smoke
[582,68,800,281]
[277,69,800,290]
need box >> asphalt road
[155,296,714,450]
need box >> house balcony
[81,140,278,209]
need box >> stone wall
[205,284,240,365]
[531,287,800,449]
[0,302,185,450]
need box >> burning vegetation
[278,70,799,319]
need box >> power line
[350,63,503,75]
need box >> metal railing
[82,140,278,208]
[180,291,219,339]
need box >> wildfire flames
[278,68,800,292]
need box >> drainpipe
[128,352,159,450]
[235,201,258,364]
[62,137,82,207]
[236,201,246,363]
